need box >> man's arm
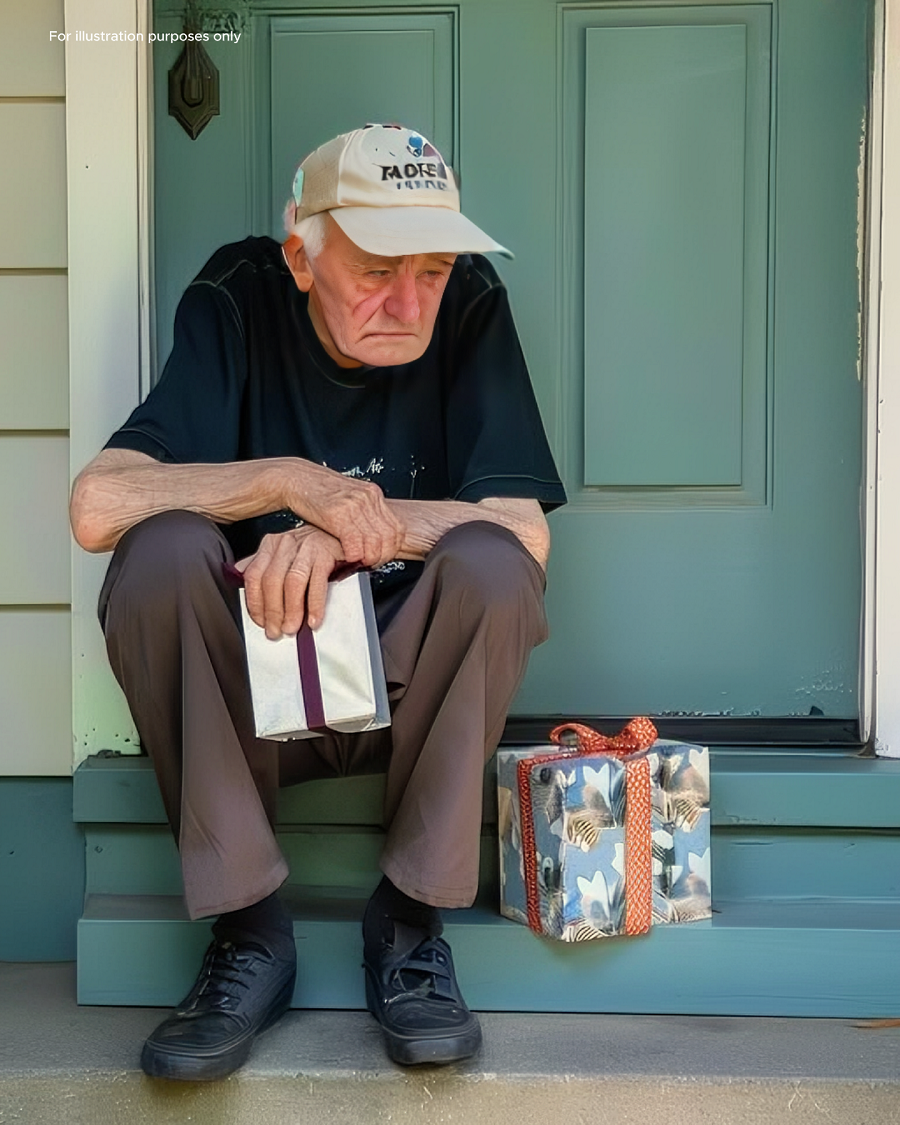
[69,447,403,564]
[387,497,550,570]
[71,449,549,637]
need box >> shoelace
[387,939,458,1006]
[183,941,263,1013]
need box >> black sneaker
[141,939,296,1081]
[364,923,482,1066]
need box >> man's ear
[283,234,314,293]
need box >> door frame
[65,0,900,761]
[871,0,900,756]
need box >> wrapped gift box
[497,722,711,941]
[235,567,391,741]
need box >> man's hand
[237,526,345,638]
[283,462,404,568]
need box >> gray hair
[284,208,328,262]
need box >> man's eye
[367,270,390,278]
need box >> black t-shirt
[106,236,566,594]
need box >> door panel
[266,14,456,235]
[583,19,756,489]
[519,0,866,718]
[153,0,868,721]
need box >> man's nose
[384,271,420,324]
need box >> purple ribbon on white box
[295,617,325,730]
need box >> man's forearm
[70,450,294,553]
[387,497,550,569]
[71,448,405,567]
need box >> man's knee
[429,520,546,626]
[100,511,231,623]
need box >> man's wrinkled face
[285,215,456,369]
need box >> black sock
[212,891,295,960]
[363,875,443,954]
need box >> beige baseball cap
[286,124,512,258]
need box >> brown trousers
[99,511,547,920]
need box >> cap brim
[329,206,513,259]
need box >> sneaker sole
[141,1037,255,1082]
[365,972,482,1067]
[141,975,295,1082]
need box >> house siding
[0,0,72,777]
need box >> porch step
[3,963,899,1125]
[77,889,900,1017]
[81,822,900,901]
[71,749,900,827]
[72,750,900,1017]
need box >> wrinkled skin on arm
[70,448,403,564]
[71,450,548,638]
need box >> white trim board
[874,0,900,756]
[65,0,146,764]
[860,0,884,748]
[63,0,900,762]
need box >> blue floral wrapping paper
[497,740,711,941]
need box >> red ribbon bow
[549,717,658,758]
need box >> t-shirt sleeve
[445,277,567,511]
[104,280,247,464]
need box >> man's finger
[356,528,382,569]
[282,555,313,636]
[338,527,366,563]
[242,546,275,628]
[258,535,299,638]
[306,554,333,630]
[352,508,402,568]
[375,524,404,568]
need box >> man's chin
[349,335,429,368]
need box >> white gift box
[237,569,391,741]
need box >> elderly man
[70,124,566,1080]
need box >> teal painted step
[82,823,900,902]
[72,750,900,828]
[84,825,499,898]
[75,750,900,1015]
[78,890,900,1017]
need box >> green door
[153,0,869,724]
